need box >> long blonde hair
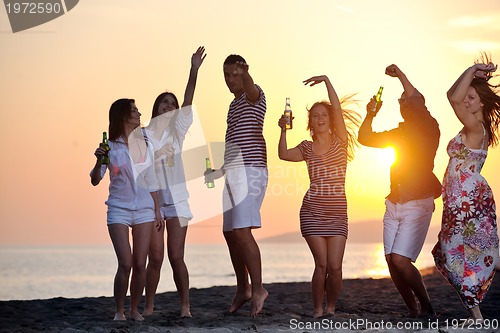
[307,95,361,161]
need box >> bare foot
[113,312,126,321]
[142,307,154,317]
[250,287,268,318]
[181,306,192,318]
[407,310,419,318]
[228,289,252,313]
[130,311,144,321]
[325,307,335,316]
[313,310,323,318]
[419,308,436,318]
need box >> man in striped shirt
[205,54,268,317]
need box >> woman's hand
[191,46,206,70]
[155,143,175,160]
[94,144,107,161]
[154,209,163,232]
[303,75,329,87]
[475,62,497,80]
[278,114,291,130]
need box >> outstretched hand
[303,75,329,86]
[385,64,403,78]
[191,46,207,69]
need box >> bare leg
[224,230,252,313]
[387,254,435,317]
[324,236,346,315]
[468,305,483,321]
[305,236,327,318]
[231,228,268,317]
[129,222,153,321]
[108,224,132,321]
[166,217,191,317]
[143,220,165,316]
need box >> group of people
[91,47,500,323]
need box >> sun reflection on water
[363,243,390,278]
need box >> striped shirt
[297,138,348,238]
[224,85,267,169]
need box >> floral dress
[432,129,499,309]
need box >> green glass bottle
[100,132,110,165]
[205,158,215,188]
[375,86,384,105]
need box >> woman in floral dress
[433,57,500,320]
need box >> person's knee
[327,265,342,278]
[390,254,411,269]
[117,261,132,274]
[148,251,164,269]
[168,249,185,266]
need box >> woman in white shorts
[143,46,206,318]
[91,98,162,321]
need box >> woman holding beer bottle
[278,75,360,318]
[91,99,162,321]
[143,46,206,318]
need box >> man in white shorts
[358,64,441,318]
[205,54,268,317]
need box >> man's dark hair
[224,54,246,65]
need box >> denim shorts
[383,197,434,262]
[107,206,155,227]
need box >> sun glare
[379,147,396,167]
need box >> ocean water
[0,242,436,301]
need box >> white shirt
[145,106,193,205]
[95,135,159,210]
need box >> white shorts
[223,167,268,232]
[383,197,434,262]
[161,200,193,220]
[107,206,155,227]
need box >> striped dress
[297,138,348,238]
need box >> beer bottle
[100,132,110,165]
[284,97,292,130]
[373,86,384,114]
[205,158,215,188]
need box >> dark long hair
[470,78,500,147]
[307,96,361,162]
[473,52,500,147]
[108,98,135,141]
[150,92,181,145]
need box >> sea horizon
[0,242,437,301]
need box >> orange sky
[1,0,500,245]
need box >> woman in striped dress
[278,75,360,318]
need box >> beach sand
[0,268,498,333]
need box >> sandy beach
[0,267,498,333]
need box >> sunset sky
[1,0,500,245]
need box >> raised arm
[446,62,497,132]
[385,64,415,97]
[303,75,347,142]
[234,61,260,103]
[278,115,303,161]
[181,46,206,108]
